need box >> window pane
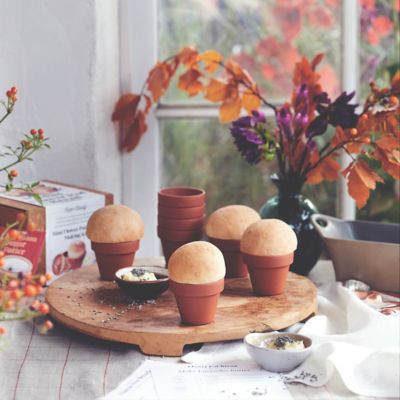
[160,119,336,216]
[158,0,341,102]
[359,0,399,99]
[358,1,399,223]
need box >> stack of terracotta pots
[157,187,206,264]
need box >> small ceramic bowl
[244,332,313,373]
[115,266,169,300]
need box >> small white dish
[244,332,313,373]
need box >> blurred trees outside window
[158,0,399,222]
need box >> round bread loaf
[86,205,144,243]
[205,205,261,240]
[240,219,297,256]
[168,241,226,284]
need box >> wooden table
[0,260,385,400]
[45,259,317,356]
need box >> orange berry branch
[0,213,53,336]
[0,87,52,337]
[113,47,399,208]
[0,87,50,200]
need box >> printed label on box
[0,229,45,274]
[46,197,104,279]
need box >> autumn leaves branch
[112,47,266,152]
[112,46,400,209]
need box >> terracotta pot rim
[242,252,294,267]
[158,186,205,208]
[91,240,140,254]
[159,186,205,198]
[158,204,206,219]
[170,278,224,296]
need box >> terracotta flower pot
[158,187,205,208]
[241,252,294,296]
[161,240,188,264]
[158,204,205,219]
[209,237,248,278]
[158,215,205,231]
[157,226,203,242]
[169,279,224,325]
[91,241,139,281]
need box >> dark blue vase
[259,174,322,276]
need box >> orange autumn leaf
[307,156,340,184]
[204,78,228,102]
[344,159,384,208]
[242,89,261,113]
[111,94,140,122]
[311,53,324,70]
[375,135,400,152]
[219,89,241,123]
[198,50,223,73]
[178,68,203,96]
[224,59,254,86]
[347,167,372,208]
[121,110,147,152]
[374,147,400,179]
[178,46,198,67]
[147,62,170,102]
[355,159,384,189]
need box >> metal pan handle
[311,214,343,239]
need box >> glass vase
[259,174,322,276]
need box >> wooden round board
[46,258,317,356]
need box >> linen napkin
[182,279,400,398]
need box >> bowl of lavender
[244,332,313,373]
[115,266,169,300]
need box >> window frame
[120,0,358,257]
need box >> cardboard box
[0,180,113,278]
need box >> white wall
[0,0,122,200]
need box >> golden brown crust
[86,205,144,243]
[240,219,297,256]
[205,205,261,240]
[168,241,226,284]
